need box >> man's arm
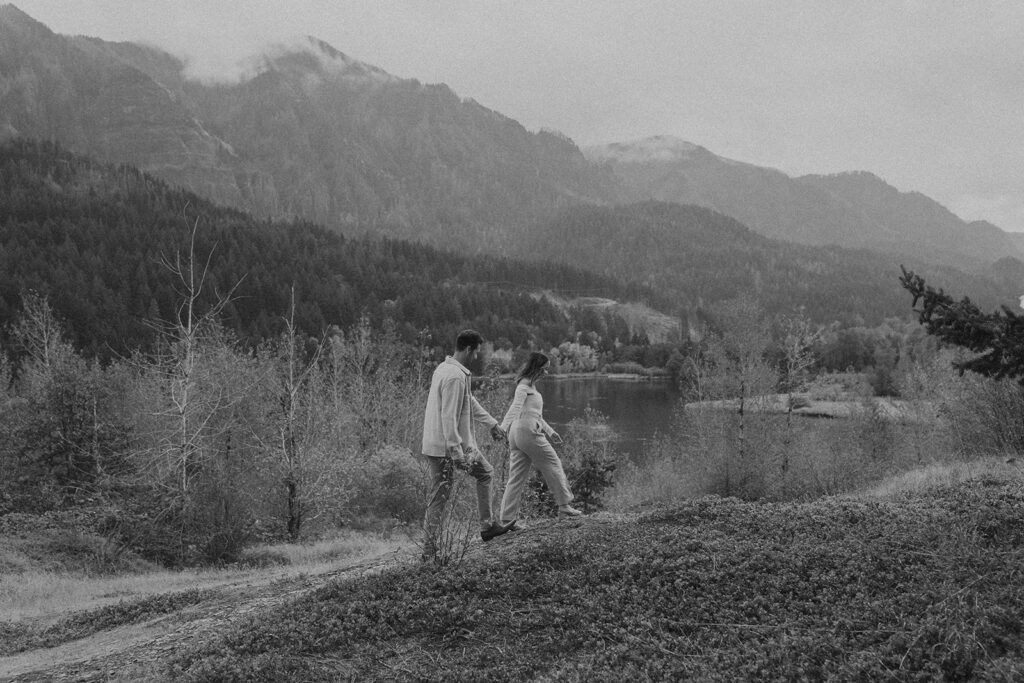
[470,394,498,428]
[470,393,504,442]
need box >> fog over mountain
[2,5,1020,285]
[0,5,622,247]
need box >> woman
[498,352,582,528]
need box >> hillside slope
[587,136,1023,270]
[7,469,1021,681]
[519,201,1019,326]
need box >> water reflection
[539,377,681,460]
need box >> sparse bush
[417,468,479,568]
[605,434,701,510]
[603,361,646,375]
[677,402,779,500]
[659,393,939,503]
[33,529,147,576]
[238,531,402,568]
[344,446,423,527]
[805,371,872,401]
[941,372,1024,457]
[788,393,811,409]
[233,546,292,569]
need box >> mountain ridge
[2,6,1018,292]
[586,136,1022,270]
[0,138,661,358]
[513,200,1018,328]
[0,7,623,246]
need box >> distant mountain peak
[252,36,397,84]
[0,3,54,36]
[585,136,709,163]
[803,169,887,185]
[0,3,36,23]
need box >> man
[421,329,509,560]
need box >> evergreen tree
[900,266,1024,381]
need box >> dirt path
[0,548,413,682]
[1,517,610,681]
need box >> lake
[538,377,682,459]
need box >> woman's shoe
[557,505,583,518]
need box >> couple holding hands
[420,329,582,559]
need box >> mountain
[3,5,1017,321]
[585,136,1023,270]
[0,5,623,246]
[516,201,1019,328]
[3,135,1016,363]
[798,172,1023,269]
[0,139,655,359]
[0,5,251,208]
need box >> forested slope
[521,201,1020,327]
[0,139,654,359]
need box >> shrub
[343,445,424,527]
[941,373,1024,457]
[604,435,702,510]
[662,396,930,503]
[603,361,647,375]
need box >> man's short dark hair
[456,329,484,351]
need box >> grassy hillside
[134,464,1024,681]
[2,462,1022,680]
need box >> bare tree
[121,216,257,563]
[777,310,823,473]
[146,217,243,495]
[11,291,77,396]
[683,298,778,498]
[267,286,329,540]
[710,298,776,468]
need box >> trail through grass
[0,531,405,623]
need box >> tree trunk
[286,474,301,540]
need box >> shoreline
[493,371,672,382]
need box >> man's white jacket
[421,356,498,458]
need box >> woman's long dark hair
[516,352,549,384]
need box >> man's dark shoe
[504,520,526,531]
[480,522,512,542]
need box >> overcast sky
[13,0,1024,232]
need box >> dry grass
[240,530,405,568]
[0,531,407,624]
[604,446,702,511]
[853,456,1024,500]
